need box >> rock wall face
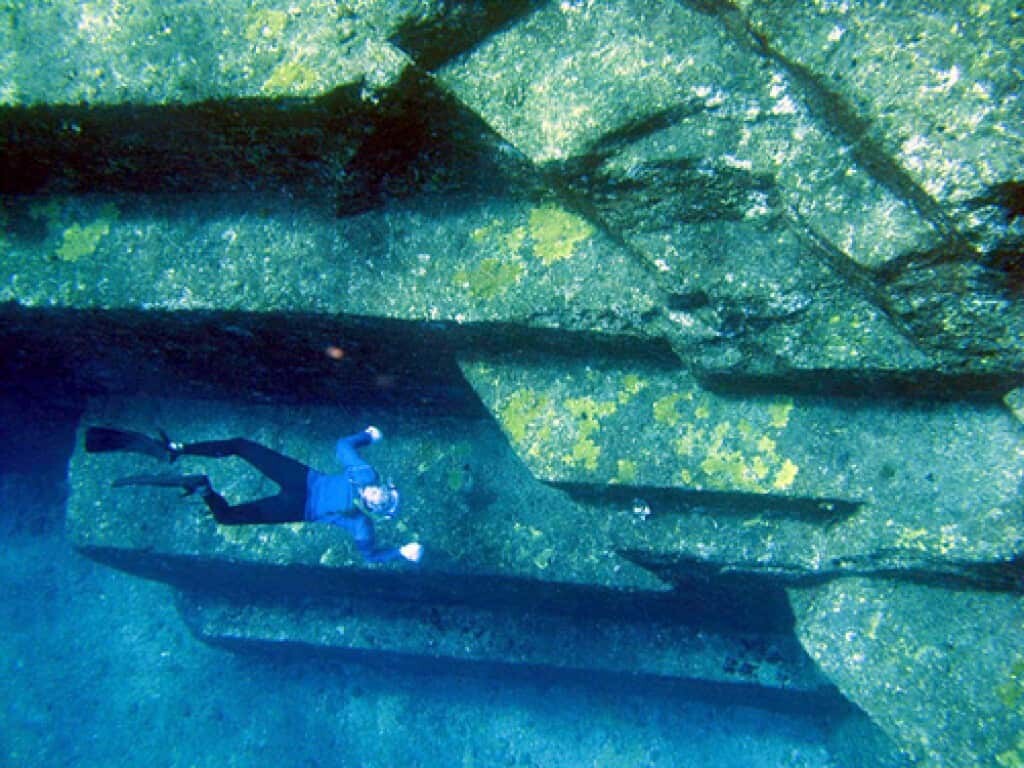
[3,2,1022,765]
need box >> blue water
[0,385,841,767]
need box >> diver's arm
[325,511,421,563]
[335,426,382,468]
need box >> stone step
[68,394,668,603]
[788,577,1024,768]
[175,586,831,697]
[736,1,1022,243]
[436,0,1023,374]
[69,393,841,697]
[0,183,658,342]
[0,1,466,106]
[460,354,1024,588]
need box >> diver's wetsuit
[181,431,404,563]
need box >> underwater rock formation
[3,1,1022,765]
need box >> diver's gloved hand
[399,542,423,563]
[365,426,383,443]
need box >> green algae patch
[465,206,594,273]
[528,205,595,266]
[999,658,1024,709]
[488,379,622,476]
[617,374,647,405]
[772,458,799,490]
[615,459,638,484]
[563,396,617,472]
[56,220,112,262]
[649,387,803,494]
[470,362,808,491]
[653,392,686,426]
[244,8,290,42]
[998,738,1024,768]
[262,60,319,95]
[453,256,526,299]
[497,388,551,447]
[768,399,794,428]
[47,203,120,263]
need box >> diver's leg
[198,487,305,525]
[179,438,310,494]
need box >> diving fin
[112,473,209,496]
[85,427,175,462]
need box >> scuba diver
[85,425,423,564]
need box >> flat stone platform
[67,394,829,697]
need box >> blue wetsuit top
[304,431,403,564]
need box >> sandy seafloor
[0,388,840,768]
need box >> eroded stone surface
[68,395,836,691]
[6,1,1024,761]
[0,0,417,104]
[180,588,828,693]
[461,355,1024,584]
[437,0,1023,373]
[789,578,1024,768]
[737,0,1024,215]
[68,395,665,596]
[0,193,657,334]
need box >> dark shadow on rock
[555,481,858,523]
[694,364,1022,402]
[619,547,1024,595]
[392,0,548,72]
[0,303,678,411]
[0,71,542,217]
[0,388,82,537]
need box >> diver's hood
[362,481,399,519]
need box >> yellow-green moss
[999,658,1024,708]
[615,459,637,484]
[998,735,1024,768]
[568,437,601,471]
[528,205,595,266]
[565,396,616,432]
[244,9,289,41]
[54,205,119,262]
[772,458,799,490]
[262,60,318,95]
[498,388,549,445]
[653,393,683,426]
[562,396,616,472]
[453,257,525,299]
[504,225,527,254]
[655,388,800,494]
[618,374,647,405]
[674,425,703,457]
[768,398,795,428]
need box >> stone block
[68,395,666,600]
[178,587,830,694]
[461,354,1024,588]
[790,578,1024,768]
[0,0,423,105]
